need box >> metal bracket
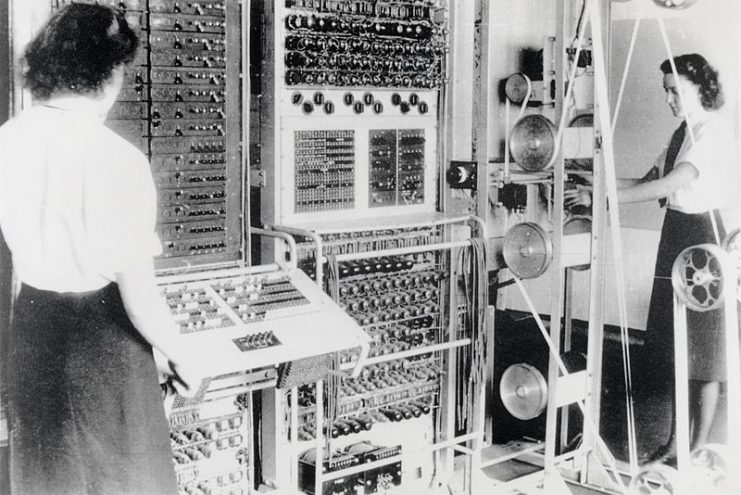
[250,168,266,188]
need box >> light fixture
[652,0,698,9]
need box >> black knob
[285,71,301,85]
[363,93,374,105]
[373,101,383,114]
[313,92,324,105]
[323,101,335,114]
[391,93,402,106]
[409,93,419,106]
[353,102,364,114]
[302,102,314,114]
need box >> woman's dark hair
[23,4,138,99]
[660,53,724,110]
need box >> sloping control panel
[158,265,371,376]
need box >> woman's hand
[564,185,593,208]
[166,353,210,398]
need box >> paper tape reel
[509,114,557,172]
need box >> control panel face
[258,0,447,226]
[55,0,243,268]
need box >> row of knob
[339,272,440,294]
[297,401,432,440]
[171,433,243,463]
[285,70,441,89]
[344,289,439,310]
[338,257,415,277]
[285,51,438,72]
[287,0,434,20]
[285,15,440,40]
[286,35,442,57]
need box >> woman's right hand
[564,185,593,208]
[167,357,209,399]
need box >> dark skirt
[643,209,727,384]
[6,283,177,495]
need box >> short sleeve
[85,139,162,275]
[677,134,711,174]
[676,120,735,184]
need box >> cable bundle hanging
[324,252,340,303]
[455,237,488,429]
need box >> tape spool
[563,216,592,271]
[629,464,681,495]
[504,72,531,104]
[503,222,553,279]
[509,114,557,172]
[499,363,547,421]
[671,243,730,312]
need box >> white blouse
[0,97,161,293]
[658,113,737,214]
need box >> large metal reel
[499,363,547,420]
[503,222,553,279]
[722,228,741,302]
[509,114,557,172]
[690,443,729,493]
[629,465,681,495]
[671,243,730,312]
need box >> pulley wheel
[653,0,698,9]
[503,222,553,279]
[563,216,592,271]
[504,72,531,104]
[499,363,547,420]
[509,114,557,172]
[722,228,741,302]
[671,243,730,312]
[690,443,728,493]
[629,465,681,495]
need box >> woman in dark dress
[0,5,203,494]
[566,53,735,462]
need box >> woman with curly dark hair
[0,4,203,494]
[567,53,736,465]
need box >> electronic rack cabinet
[50,0,245,269]
[252,1,490,494]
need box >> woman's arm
[116,260,205,396]
[616,165,660,188]
[564,164,688,207]
[617,162,697,204]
